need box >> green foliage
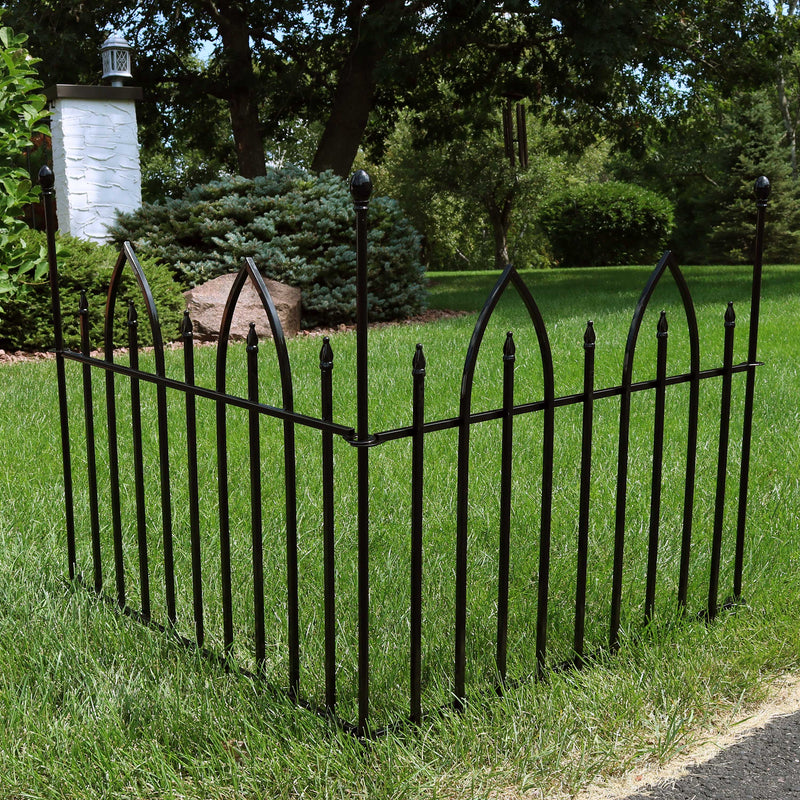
[0,231,185,350]
[0,16,50,298]
[538,182,675,267]
[708,92,800,264]
[377,108,577,271]
[110,167,427,328]
[611,89,800,265]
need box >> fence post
[40,166,77,581]
[410,343,426,723]
[350,169,373,735]
[733,176,770,602]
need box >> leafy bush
[0,18,50,299]
[538,182,674,267]
[0,232,185,350]
[109,166,427,328]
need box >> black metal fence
[40,165,770,736]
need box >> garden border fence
[40,166,770,736]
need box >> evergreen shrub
[539,182,674,267]
[0,231,185,350]
[109,167,428,328]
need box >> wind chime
[502,94,529,169]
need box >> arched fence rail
[39,166,770,737]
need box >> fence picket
[496,332,515,689]
[645,311,669,624]
[105,311,126,609]
[79,290,103,594]
[181,311,204,646]
[320,337,336,713]
[127,304,150,621]
[574,320,595,666]
[247,323,266,670]
[709,302,737,619]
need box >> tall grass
[0,263,798,798]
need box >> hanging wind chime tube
[502,97,528,169]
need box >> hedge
[539,181,674,267]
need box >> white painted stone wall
[50,96,142,243]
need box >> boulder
[183,273,301,340]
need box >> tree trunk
[311,1,401,177]
[215,3,267,178]
[487,194,513,269]
[310,44,381,177]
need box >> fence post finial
[39,164,54,191]
[755,175,771,206]
[350,169,373,207]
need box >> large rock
[183,273,301,340]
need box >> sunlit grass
[0,262,798,798]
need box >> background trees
[4,0,799,267]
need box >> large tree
[6,0,779,181]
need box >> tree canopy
[4,1,780,183]
[6,1,800,267]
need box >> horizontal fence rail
[40,166,770,736]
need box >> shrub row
[1,173,672,350]
[0,231,184,351]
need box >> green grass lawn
[0,262,799,799]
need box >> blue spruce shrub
[109,167,428,328]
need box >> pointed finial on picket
[657,310,668,337]
[584,320,596,348]
[412,342,426,374]
[725,301,736,326]
[180,309,193,337]
[79,289,88,314]
[127,301,138,327]
[503,331,516,361]
[246,322,258,351]
[320,336,334,369]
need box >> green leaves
[0,16,49,299]
[0,231,184,350]
[539,182,675,268]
